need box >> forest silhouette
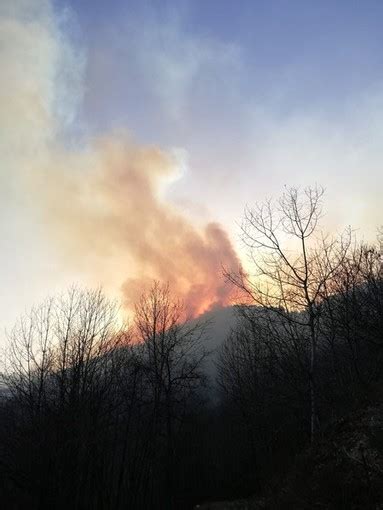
[0,187,382,509]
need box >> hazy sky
[60,0,383,235]
[1,0,382,334]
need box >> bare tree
[226,186,351,441]
[2,299,54,419]
[1,287,128,509]
[133,281,209,509]
[318,240,383,398]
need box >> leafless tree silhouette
[226,186,351,440]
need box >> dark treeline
[217,187,383,507]
[0,283,212,509]
[218,245,383,504]
[0,187,382,509]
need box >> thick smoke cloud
[41,137,240,317]
[1,0,240,318]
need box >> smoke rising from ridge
[1,0,240,318]
[41,136,240,316]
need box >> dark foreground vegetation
[0,187,382,509]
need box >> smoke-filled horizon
[1,0,383,334]
[0,1,241,328]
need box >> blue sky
[65,0,383,130]
[55,0,383,231]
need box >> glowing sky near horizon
[0,0,382,336]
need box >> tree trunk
[309,311,317,443]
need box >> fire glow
[41,137,241,318]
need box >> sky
[0,0,382,335]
